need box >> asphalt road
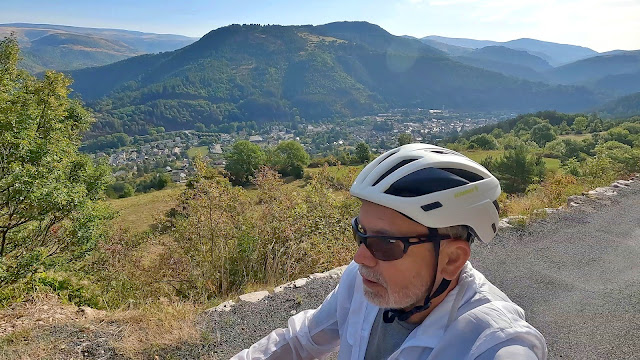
[205,178,640,360]
[470,181,640,360]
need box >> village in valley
[87,109,511,184]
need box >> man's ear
[440,239,471,280]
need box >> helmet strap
[382,229,452,324]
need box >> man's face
[354,200,436,310]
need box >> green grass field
[558,133,592,141]
[108,185,185,233]
[187,146,208,158]
[461,150,503,163]
[463,150,560,171]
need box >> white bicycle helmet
[350,143,501,243]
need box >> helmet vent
[385,167,470,197]
[376,149,400,167]
[421,201,443,212]
[372,159,418,186]
[440,168,484,183]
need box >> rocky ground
[1,176,638,359]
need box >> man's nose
[354,243,377,267]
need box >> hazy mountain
[588,70,640,97]
[464,46,551,71]
[454,57,546,83]
[502,38,597,66]
[597,92,640,117]
[547,51,640,85]
[419,38,472,56]
[424,35,598,66]
[423,35,497,49]
[0,23,198,72]
[67,22,599,136]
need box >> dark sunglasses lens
[352,219,405,261]
[367,237,404,261]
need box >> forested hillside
[597,92,640,118]
[68,22,600,136]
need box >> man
[233,144,547,359]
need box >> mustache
[359,265,387,287]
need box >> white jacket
[233,261,547,360]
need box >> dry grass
[501,172,585,218]
[0,293,103,360]
[0,329,67,360]
[109,301,201,359]
[108,185,185,233]
[0,295,202,360]
[0,293,85,338]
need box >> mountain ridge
[67,22,601,136]
[422,35,599,66]
[0,23,198,72]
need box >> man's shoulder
[456,265,529,331]
[445,265,547,358]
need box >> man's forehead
[358,200,429,235]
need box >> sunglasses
[351,217,451,261]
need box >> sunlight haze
[3,0,640,52]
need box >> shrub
[155,167,359,302]
[482,145,546,194]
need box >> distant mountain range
[417,35,640,101]
[64,22,604,136]
[0,23,198,72]
[421,36,598,66]
[4,21,638,134]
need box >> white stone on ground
[239,291,270,303]
[209,300,235,312]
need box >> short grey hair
[438,225,472,243]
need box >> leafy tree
[604,127,633,146]
[121,183,135,198]
[543,139,565,158]
[469,134,498,150]
[595,141,640,173]
[572,116,588,133]
[398,133,413,146]
[0,36,111,256]
[269,140,310,178]
[557,121,571,134]
[490,128,504,139]
[513,116,543,136]
[224,140,266,185]
[481,145,546,194]
[561,139,587,161]
[530,123,557,147]
[620,122,640,135]
[355,142,371,164]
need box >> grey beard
[358,265,427,309]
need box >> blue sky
[3,0,640,52]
